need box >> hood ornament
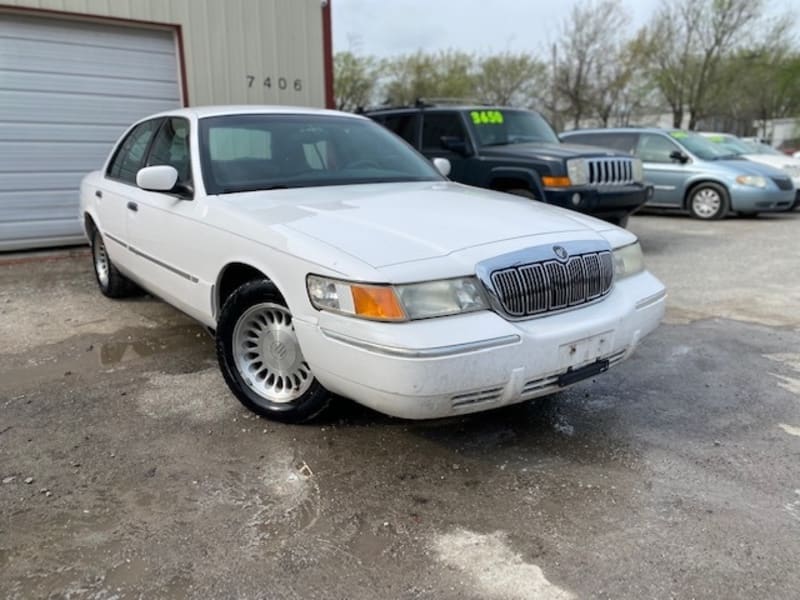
[553,245,569,261]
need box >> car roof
[366,105,523,114]
[562,127,685,135]
[145,105,365,120]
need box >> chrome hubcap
[692,188,721,218]
[94,236,110,287]
[232,303,313,404]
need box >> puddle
[1,325,213,390]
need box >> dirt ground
[1,213,799,599]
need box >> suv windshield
[467,109,559,147]
[199,114,442,195]
[669,131,734,160]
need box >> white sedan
[80,106,666,423]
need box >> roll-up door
[0,12,181,250]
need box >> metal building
[0,0,333,251]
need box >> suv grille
[771,176,793,191]
[490,251,614,318]
[588,158,636,186]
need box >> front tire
[688,183,728,220]
[91,230,138,298]
[216,280,330,423]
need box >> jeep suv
[366,104,650,227]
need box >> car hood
[224,181,622,269]
[479,142,630,160]
[712,157,790,178]
[741,154,800,180]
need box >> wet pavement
[1,213,799,599]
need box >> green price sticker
[470,110,504,125]
[669,131,688,139]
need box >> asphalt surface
[1,213,799,599]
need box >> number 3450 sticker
[470,110,504,125]
[246,75,303,91]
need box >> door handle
[95,190,103,199]
[127,201,138,212]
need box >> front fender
[488,166,545,198]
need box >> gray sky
[332,0,799,58]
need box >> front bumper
[293,271,666,419]
[729,185,795,212]
[543,184,651,224]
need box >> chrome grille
[588,158,635,186]
[490,250,614,318]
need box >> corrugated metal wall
[0,0,327,108]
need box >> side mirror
[440,136,470,156]
[669,150,689,164]
[432,157,452,177]
[137,165,179,192]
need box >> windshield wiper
[218,184,290,194]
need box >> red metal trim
[174,25,190,106]
[322,0,335,109]
[0,3,188,106]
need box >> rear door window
[422,112,468,151]
[382,113,420,146]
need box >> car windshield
[703,134,752,156]
[198,114,443,194]
[669,131,735,160]
[742,140,784,156]
[468,109,560,146]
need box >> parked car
[699,133,800,209]
[365,103,651,228]
[80,106,665,423]
[561,128,795,219]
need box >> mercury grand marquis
[79,106,666,423]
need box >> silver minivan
[561,128,795,219]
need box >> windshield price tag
[470,110,504,125]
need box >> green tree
[380,50,475,106]
[333,51,379,112]
[474,52,547,107]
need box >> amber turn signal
[351,285,406,320]
[541,176,572,188]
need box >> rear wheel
[91,230,138,298]
[688,183,728,220]
[216,280,330,423]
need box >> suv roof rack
[360,98,493,113]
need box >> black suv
[366,104,651,226]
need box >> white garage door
[0,13,182,251]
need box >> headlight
[613,242,644,279]
[735,175,767,188]
[632,158,644,183]
[306,275,488,321]
[566,158,589,186]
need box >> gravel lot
[1,212,799,599]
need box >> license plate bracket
[558,359,610,387]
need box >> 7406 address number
[246,75,302,91]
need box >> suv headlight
[566,158,589,186]
[613,242,644,279]
[735,175,767,188]
[307,275,489,321]
[632,158,644,183]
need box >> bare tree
[553,0,630,128]
[642,0,764,129]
